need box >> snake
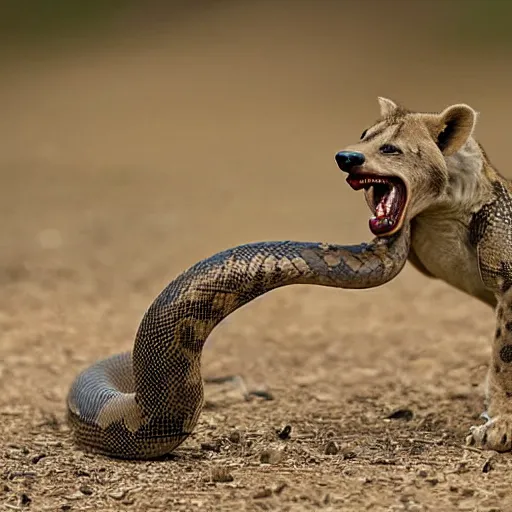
[67,224,411,459]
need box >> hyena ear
[434,104,478,156]
[377,97,398,117]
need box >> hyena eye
[360,129,368,140]
[379,144,402,155]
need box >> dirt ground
[3,2,512,511]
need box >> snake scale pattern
[67,226,410,459]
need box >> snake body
[67,226,410,459]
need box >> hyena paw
[466,414,512,452]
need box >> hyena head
[335,97,481,237]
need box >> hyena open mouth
[346,174,407,236]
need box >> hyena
[335,97,512,451]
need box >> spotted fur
[341,97,512,452]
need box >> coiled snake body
[67,226,410,459]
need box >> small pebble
[109,490,127,501]
[31,454,46,464]
[201,441,221,453]
[253,488,272,499]
[9,471,36,480]
[274,482,287,495]
[65,492,84,501]
[342,449,357,460]
[385,408,414,421]
[79,485,93,496]
[278,425,292,440]
[228,430,241,444]
[482,457,495,473]
[211,467,234,483]
[324,440,339,455]
[19,493,31,506]
[260,449,283,464]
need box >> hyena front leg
[468,289,512,451]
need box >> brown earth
[2,2,512,511]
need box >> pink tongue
[370,216,393,234]
[369,186,397,234]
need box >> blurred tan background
[2,0,512,248]
[2,1,512,510]
[2,0,512,296]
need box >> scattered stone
[482,456,495,473]
[253,488,272,499]
[324,440,339,455]
[341,448,357,460]
[211,467,234,483]
[109,490,127,501]
[399,493,413,503]
[31,454,46,464]
[416,469,428,478]
[19,493,31,507]
[274,482,287,495]
[7,444,30,455]
[250,390,274,400]
[79,485,93,496]
[385,408,414,421]
[454,462,469,474]
[228,430,241,444]
[260,449,283,464]
[277,425,292,440]
[372,458,396,466]
[201,441,221,453]
[9,471,36,480]
[64,492,84,501]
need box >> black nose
[335,151,365,172]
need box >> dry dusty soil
[2,3,512,511]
